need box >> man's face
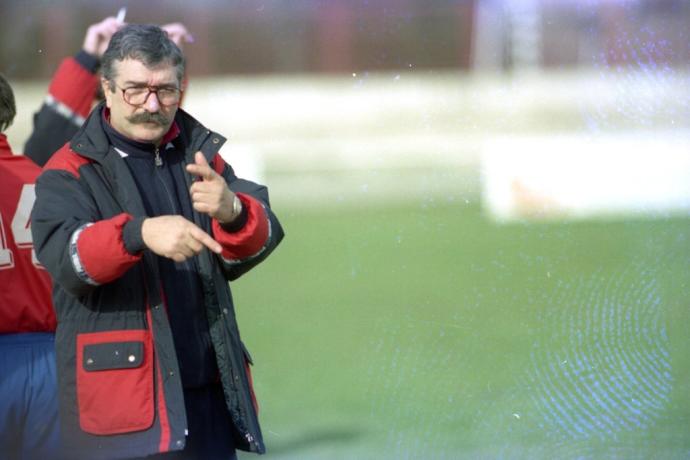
[102,58,179,145]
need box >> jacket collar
[70,102,227,164]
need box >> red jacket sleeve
[47,56,100,119]
[211,193,270,262]
[73,213,143,285]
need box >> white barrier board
[481,133,690,221]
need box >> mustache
[126,111,170,125]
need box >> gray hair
[0,74,16,133]
[101,24,185,89]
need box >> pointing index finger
[186,151,215,181]
[189,226,222,254]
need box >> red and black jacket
[31,103,284,459]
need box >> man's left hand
[187,152,237,223]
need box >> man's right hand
[142,216,221,262]
[82,16,125,58]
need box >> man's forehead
[114,58,178,83]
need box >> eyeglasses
[115,84,181,107]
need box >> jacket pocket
[76,329,154,435]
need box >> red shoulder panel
[43,144,91,179]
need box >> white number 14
[0,184,43,270]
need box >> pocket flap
[83,341,144,371]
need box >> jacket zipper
[154,147,162,167]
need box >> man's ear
[101,78,113,107]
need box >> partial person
[31,24,284,460]
[0,73,60,460]
[0,16,129,459]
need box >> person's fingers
[186,164,216,182]
[195,151,210,168]
[161,23,194,46]
[83,16,126,56]
[190,189,224,214]
[190,190,205,203]
[189,226,222,254]
[103,17,120,28]
[190,183,222,200]
[106,19,125,34]
[190,190,221,203]
[186,235,204,254]
[191,201,212,215]
[186,152,215,181]
[94,17,120,35]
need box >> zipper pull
[154,147,163,167]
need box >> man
[0,73,60,459]
[31,24,284,460]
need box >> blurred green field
[234,201,690,459]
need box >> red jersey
[0,134,55,333]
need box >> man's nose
[143,91,161,111]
